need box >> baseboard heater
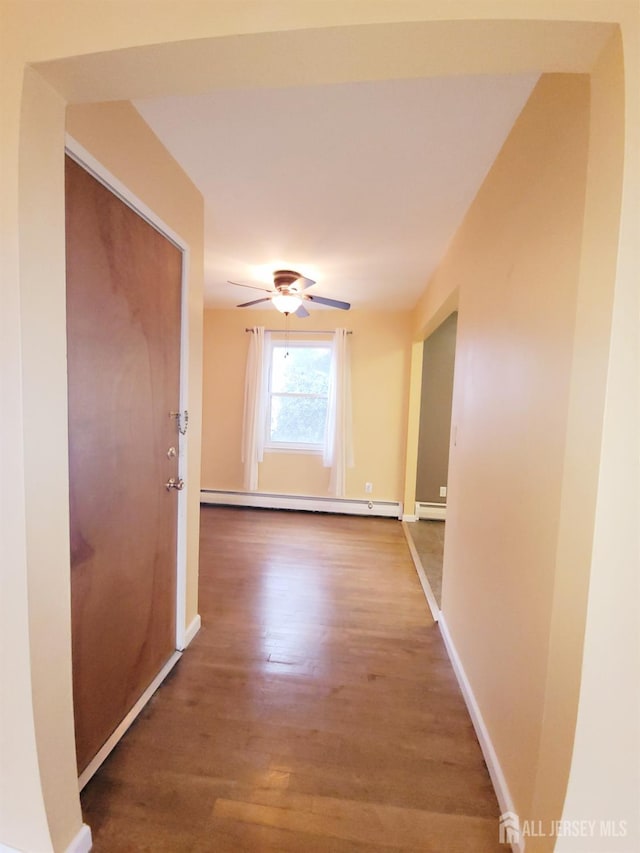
[415,501,447,521]
[201,489,403,519]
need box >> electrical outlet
[439,486,447,498]
[365,482,373,494]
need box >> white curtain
[241,326,268,491]
[323,328,354,497]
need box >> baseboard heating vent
[415,502,447,521]
[201,489,402,519]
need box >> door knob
[165,477,184,491]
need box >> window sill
[264,444,323,456]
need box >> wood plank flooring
[81,507,502,851]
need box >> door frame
[65,134,191,658]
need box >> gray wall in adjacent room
[416,312,458,504]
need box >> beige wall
[8,66,76,853]
[415,312,457,504]
[1,4,638,853]
[202,308,411,501]
[529,31,627,833]
[442,71,590,822]
[547,31,638,851]
[412,60,630,846]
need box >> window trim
[264,338,332,452]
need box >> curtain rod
[245,328,352,334]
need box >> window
[265,340,332,450]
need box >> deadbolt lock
[167,446,177,459]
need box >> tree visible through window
[267,342,332,447]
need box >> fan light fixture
[230,268,351,315]
[272,293,302,315]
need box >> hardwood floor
[81,507,502,851]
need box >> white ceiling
[134,73,538,311]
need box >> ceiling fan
[229,269,351,317]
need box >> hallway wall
[441,71,592,823]
[412,63,628,847]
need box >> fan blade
[294,304,310,318]
[291,275,315,291]
[306,294,351,311]
[237,297,272,308]
[228,280,274,293]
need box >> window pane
[270,394,328,444]
[271,345,331,394]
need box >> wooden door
[65,155,183,774]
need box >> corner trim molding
[180,614,201,650]
[77,650,182,791]
[438,614,522,853]
[201,489,402,519]
[401,521,440,622]
[65,824,93,853]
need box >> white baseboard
[78,650,181,791]
[66,824,92,853]
[181,614,201,650]
[201,489,402,519]
[415,501,447,520]
[1,824,93,853]
[401,513,418,522]
[401,521,440,622]
[438,615,522,853]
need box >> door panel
[65,155,183,773]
